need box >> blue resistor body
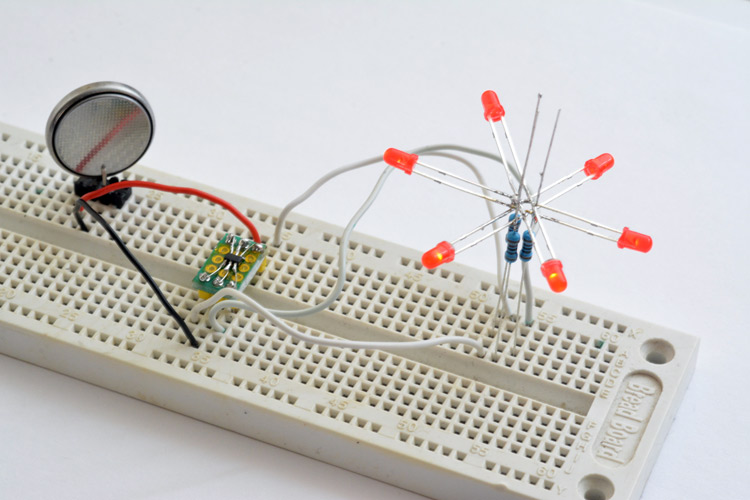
[505,232,520,263]
[520,230,534,262]
[505,213,521,263]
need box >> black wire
[74,199,199,348]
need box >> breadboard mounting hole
[578,474,614,500]
[641,339,675,365]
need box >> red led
[617,227,652,253]
[540,259,567,293]
[383,148,418,174]
[583,153,614,180]
[481,90,505,122]
[422,241,455,269]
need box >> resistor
[520,230,534,262]
[505,230,520,263]
[505,213,521,263]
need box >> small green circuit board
[192,233,268,299]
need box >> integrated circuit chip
[192,233,268,299]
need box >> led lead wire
[537,204,621,234]
[453,217,517,254]
[534,109,561,206]
[487,106,558,261]
[526,166,584,202]
[449,208,514,246]
[415,160,514,201]
[539,215,619,243]
[540,174,595,206]
[412,169,509,205]
[489,120,520,192]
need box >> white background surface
[1,1,748,499]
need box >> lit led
[383,148,418,174]
[583,153,614,180]
[422,241,455,269]
[540,259,567,293]
[481,90,505,122]
[617,227,652,253]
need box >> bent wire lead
[386,89,653,335]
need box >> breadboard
[0,123,698,500]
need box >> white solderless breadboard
[0,122,697,500]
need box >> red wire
[80,180,262,243]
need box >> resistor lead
[497,214,521,318]
[509,212,521,232]
[517,230,536,330]
[519,230,534,262]
[505,213,521,265]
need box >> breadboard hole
[400,256,465,284]
[206,304,582,473]
[1,157,624,398]
[0,227,574,493]
[0,124,698,500]
[23,139,46,153]
[322,232,385,258]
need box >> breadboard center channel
[0,123,697,500]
